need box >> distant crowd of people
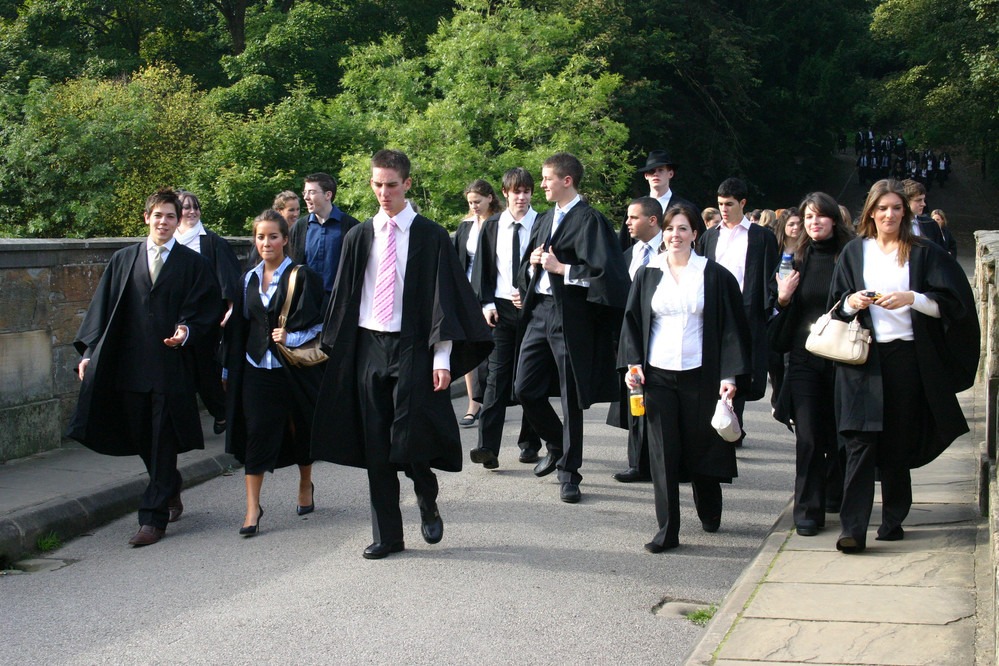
[846,128,952,190]
[67,147,979,560]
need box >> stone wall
[975,230,999,662]
[0,238,253,463]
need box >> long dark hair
[794,192,854,266]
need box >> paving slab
[767,549,974,587]
[745,581,974,624]
[720,617,976,665]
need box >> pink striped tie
[373,218,397,325]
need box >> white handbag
[711,397,742,443]
[804,300,872,365]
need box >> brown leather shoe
[128,525,165,547]
[167,494,183,523]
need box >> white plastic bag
[711,397,742,442]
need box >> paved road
[2,397,795,665]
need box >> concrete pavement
[686,384,990,665]
[0,382,987,664]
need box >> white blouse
[647,253,707,371]
[860,239,940,342]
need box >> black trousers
[626,409,650,473]
[193,329,226,421]
[241,364,312,474]
[121,391,183,530]
[786,348,841,526]
[514,296,584,484]
[357,329,439,544]
[644,366,722,548]
[839,341,921,543]
[478,298,541,455]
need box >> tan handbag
[274,266,327,367]
[805,300,871,365]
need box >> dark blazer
[699,222,779,400]
[67,242,220,456]
[829,237,979,467]
[517,201,630,407]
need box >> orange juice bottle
[628,367,645,416]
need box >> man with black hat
[620,150,699,250]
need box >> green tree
[331,0,630,227]
[0,65,218,237]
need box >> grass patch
[36,531,62,552]
[686,604,718,627]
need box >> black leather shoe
[795,521,819,537]
[420,506,444,544]
[363,541,405,559]
[559,482,581,503]
[613,468,651,483]
[876,525,904,541]
[644,540,679,553]
[518,448,540,464]
[296,482,315,516]
[469,448,499,470]
[836,535,865,553]
[213,418,227,435]
[533,452,559,477]
[701,518,721,533]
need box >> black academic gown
[66,242,220,455]
[829,238,979,467]
[199,230,242,302]
[311,215,494,472]
[224,263,326,468]
[616,259,753,481]
[699,223,779,400]
[517,202,631,408]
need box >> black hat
[638,150,676,173]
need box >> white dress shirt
[628,231,662,280]
[714,217,751,292]
[358,202,452,370]
[654,189,673,216]
[147,237,176,275]
[647,253,707,370]
[485,207,536,311]
[537,195,589,295]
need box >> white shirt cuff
[433,340,452,371]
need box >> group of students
[851,129,952,191]
[67,146,979,559]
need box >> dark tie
[511,221,522,279]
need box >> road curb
[0,450,238,566]
[683,496,794,665]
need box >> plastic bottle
[778,252,794,279]
[628,366,645,416]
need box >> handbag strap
[278,265,301,327]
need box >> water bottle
[628,367,645,417]
[778,252,794,279]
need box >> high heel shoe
[296,482,315,516]
[239,506,263,537]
